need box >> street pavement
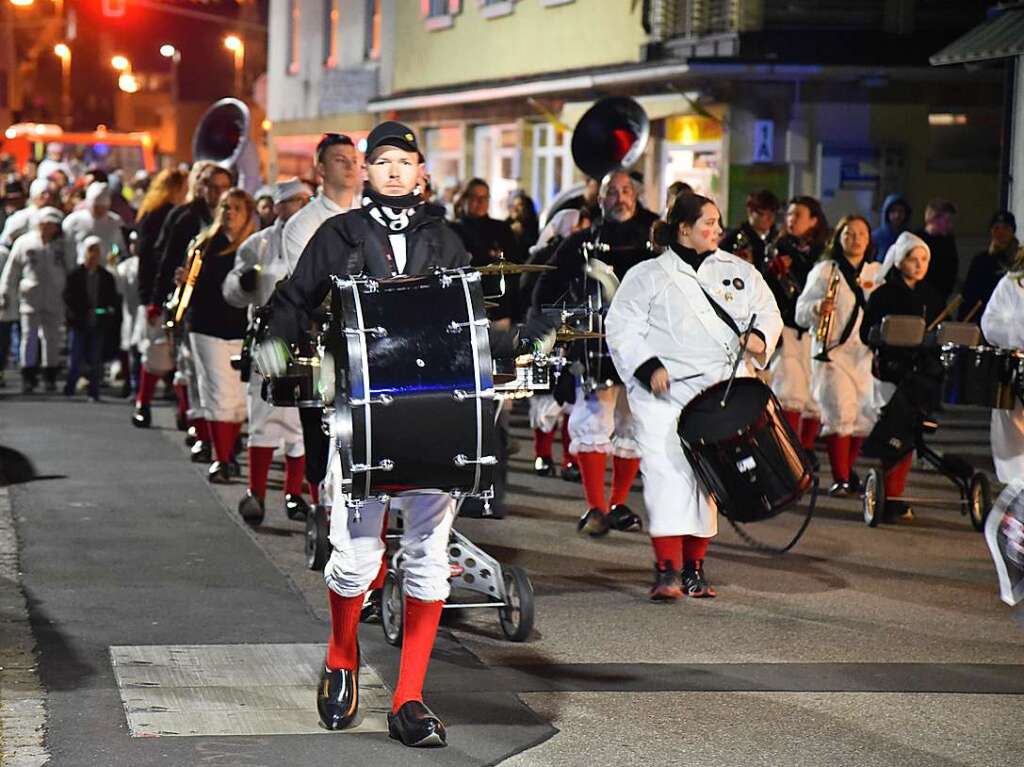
[1,387,1021,766]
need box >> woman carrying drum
[185,187,256,483]
[795,215,883,497]
[860,232,941,518]
[766,196,829,450]
[605,192,781,602]
[980,248,1024,483]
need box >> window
[365,0,382,60]
[530,123,574,213]
[480,0,514,18]
[473,124,521,218]
[323,0,339,68]
[286,0,300,75]
[422,0,460,30]
[424,126,465,199]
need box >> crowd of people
[2,129,1023,747]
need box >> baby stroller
[861,317,992,530]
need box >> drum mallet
[720,314,757,408]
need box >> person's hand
[238,267,259,292]
[818,297,834,317]
[650,366,669,395]
[745,333,766,357]
[253,336,291,378]
[173,266,186,287]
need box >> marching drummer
[605,191,781,601]
[223,178,313,526]
[255,121,554,748]
[795,215,883,497]
[980,248,1024,483]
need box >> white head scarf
[879,230,930,282]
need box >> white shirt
[389,234,407,274]
[281,192,357,274]
[62,208,128,264]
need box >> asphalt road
[1,387,1021,767]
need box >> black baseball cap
[989,210,1016,232]
[365,121,421,159]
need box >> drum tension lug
[452,389,494,401]
[453,454,498,467]
[344,326,388,338]
[447,319,489,334]
[352,459,395,473]
[351,393,394,407]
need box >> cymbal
[483,301,499,310]
[556,329,604,342]
[475,262,555,276]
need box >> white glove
[253,337,291,378]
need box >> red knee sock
[884,453,913,498]
[533,428,555,460]
[849,436,865,470]
[391,597,443,712]
[575,451,608,512]
[682,535,710,563]
[651,535,683,570]
[325,588,363,671]
[209,421,242,463]
[610,456,640,507]
[560,418,574,468]
[284,455,306,496]
[174,383,189,420]
[248,446,274,498]
[782,409,802,434]
[824,434,851,482]
[191,417,210,443]
[799,417,820,450]
[136,369,159,407]
[309,483,320,504]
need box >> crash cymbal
[556,329,604,342]
[475,262,555,276]
[483,301,499,310]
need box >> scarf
[361,186,423,233]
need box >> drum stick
[924,294,963,332]
[962,300,983,324]
[720,314,757,408]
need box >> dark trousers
[0,320,14,370]
[299,406,330,488]
[65,327,105,399]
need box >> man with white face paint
[533,170,659,537]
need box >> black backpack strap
[700,287,741,337]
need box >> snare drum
[263,356,322,408]
[941,344,1024,410]
[330,269,498,501]
[677,378,814,523]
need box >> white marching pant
[567,383,639,457]
[770,326,819,417]
[176,333,208,421]
[190,332,246,423]
[20,311,61,368]
[811,352,875,437]
[627,383,716,538]
[529,394,568,433]
[133,306,174,375]
[247,371,305,455]
[992,402,1024,484]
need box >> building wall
[388,0,647,95]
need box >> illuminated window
[323,0,340,68]
[531,123,574,212]
[365,0,382,60]
[287,0,300,75]
[423,0,460,30]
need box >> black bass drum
[678,377,814,523]
[330,269,497,501]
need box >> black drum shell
[677,377,813,522]
[942,345,1022,410]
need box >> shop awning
[930,7,1024,66]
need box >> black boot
[681,559,717,599]
[207,461,232,484]
[237,492,265,526]
[132,404,151,428]
[21,367,38,394]
[317,660,359,731]
[387,700,447,748]
[608,504,643,532]
[42,367,58,393]
[561,462,581,482]
[284,494,310,521]
[190,440,211,463]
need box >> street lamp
[53,42,71,126]
[8,0,34,7]
[111,54,130,72]
[118,73,139,93]
[159,43,181,103]
[224,34,244,98]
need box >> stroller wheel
[863,467,884,528]
[305,505,331,571]
[498,565,535,642]
[381,570,404,647]
[968,472,991,532]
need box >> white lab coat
[794,259,882,436]
[980,273,1024,483]
[770,326,819,418]
[605,248,782,537]
[281,193,355,273]
[115,256,140,353]
[62,209,128,264]
[223,218,303,455]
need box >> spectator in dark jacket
[720,189,779,270]
[63,236,120,400]
[960,210,1019,327]
[915,198,959,305]
[872,193,911,262]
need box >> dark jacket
[451,215,522,322]
[721,221,776,271]
[861,273,943,383]
[765,234,822,330]
[959,240,1018,326]
[135,201,176,305]
[63,265,121,359]
[151,198,212,308]
[267,205,470,345]
[872,194,911,263]
[187,231,249,340]
[914,228,959,305]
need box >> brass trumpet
[813,262,841,362]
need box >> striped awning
[930,7,1024,66]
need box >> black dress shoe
[827,480,850,497]
[561,463,581,482]
[131,404,151,428]
[284,494,310,521]
[208,461,232,484]
[317,664,359,731]
[576,508,610,537]
[534,456,555,477]
[387,700,447,748]
[608,504,643,532]
[238,492,265,526]
[190,440,211,463]
[185,426,199,447]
